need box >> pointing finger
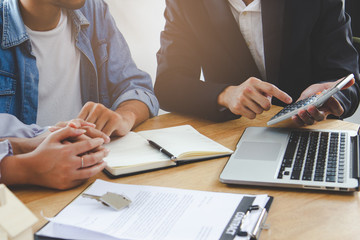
[258,82,292,105]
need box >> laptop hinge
[351,134,360,191]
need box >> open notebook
[103,125,233,177]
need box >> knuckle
[94,103,105,110]
[237,95,246,102]
[247,112,256,119]
[57,121,66,126]
[87,154,97,165]
[248,77,258,84]
[263,102,271,110]
[83,126,94,134]
[89,138,103,149]
[72,118,83,124]
[233,105,245,115]
[244,86,253,94]
[60,147,73,158]
[231,103,241,113]
[255,108,263,114]
[113,113,123,121]
[102,150,108,158]
[265,84,275,93]
[234,103,243,111]
[84,101,95,107]
[85,139,97,150]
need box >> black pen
[148,140,177,161]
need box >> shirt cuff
[111,89,160,117]
[0,140,13,180]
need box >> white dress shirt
[228,0,267,80]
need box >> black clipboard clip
[236,205,270,240]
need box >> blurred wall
[105,0,165,83]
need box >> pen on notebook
[148,140,177,161]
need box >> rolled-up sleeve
[100,2,159,117]
[111,89,159,117]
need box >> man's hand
[0,127,108,190]
[218,77,292,119]
[77,100,150,137]
[291,78,355,126]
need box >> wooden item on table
[0,184,38,240]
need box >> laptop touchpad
[234,142,281,161]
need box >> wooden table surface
[11,106,360,240]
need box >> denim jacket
[0,0,159,124]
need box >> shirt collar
[1,0,89,49]
[67,8,90,37]
[1,0,29,49]
[228,0,261,13]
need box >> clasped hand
[1,119,110,190]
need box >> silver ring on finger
[81,156,84,168]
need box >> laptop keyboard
[277,131,346,183]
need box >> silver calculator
[267,74,354,125]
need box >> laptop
[220,127,360,192]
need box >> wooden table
[11,106,360,240]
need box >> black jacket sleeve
[155,0,238,122]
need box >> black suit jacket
[155,0,360,122]
[346,0,360,37]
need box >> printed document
[37,179,270,240]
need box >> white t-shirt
[228,0,267,81]
[26,10,83,127]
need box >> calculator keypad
[269,94,319,120]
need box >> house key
[82,192,131,211]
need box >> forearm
[155,72,237,121]
[0,154,30,185]
[115,100,150,129]
[2,131,49,155]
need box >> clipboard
[248,197,273,240]
[220,196,273,240]
[35,180,273,240]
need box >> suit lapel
[261,0,285,85]
[203,0,261,80]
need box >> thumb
[319,97,344,117]
[326,77,355,91]
[340,78,355,90]
[49,126,86,142]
